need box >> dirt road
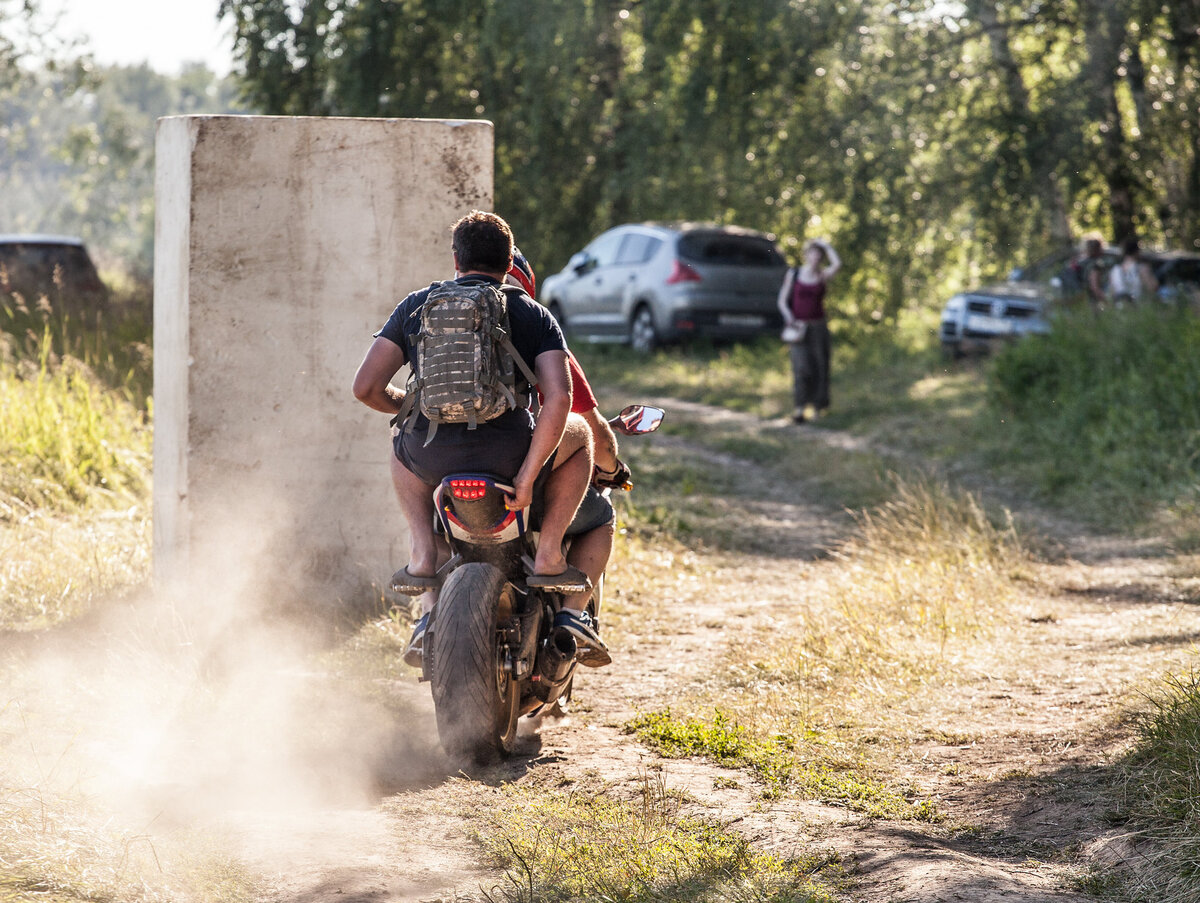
[206,401,1200,901]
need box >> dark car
[0,234,108,314]
[539,223,788,352]
[1148,250,1200,306]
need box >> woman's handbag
[781,321,807,343]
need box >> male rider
[352,211,605,663]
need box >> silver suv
[539,223,788,353]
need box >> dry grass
[603,465,1035,792]
[0,782,258,903]
[1118,668,1200,902]
[0,505,150,631]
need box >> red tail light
[666,260,702,284]
[449,478,488,500]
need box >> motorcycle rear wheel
[429,563,521,764]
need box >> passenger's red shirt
[567,351,598,413]
[538,350,597,413]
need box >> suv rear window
[677,231,784,267]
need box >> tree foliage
[1,54,244,276]
[199,2,1200,324]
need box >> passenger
[508,248,624,668]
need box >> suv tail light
[666,260,702,284]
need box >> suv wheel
[547,300,565,328]
[629,305,658,354]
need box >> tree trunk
[1082,0,1137,241]
[969,0,1072,244]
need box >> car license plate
[966,313,1014,334]
[718,313,765,328]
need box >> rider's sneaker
[553,609,611,668]
[403,612,430,668]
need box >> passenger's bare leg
[532,416,592,576]
[562,520,614,613]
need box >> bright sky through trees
[44,0,233,74]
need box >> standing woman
[778,239,841,423]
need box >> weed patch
[625,710,939,821]
[466,778,841,902]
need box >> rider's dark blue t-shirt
[376,274,567,483]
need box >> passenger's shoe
[403,612,430,668]
[553,609,611,668]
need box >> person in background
[1108,237,1158,305]
[777,238,841,424]
[1063,236,1107,308]
[1081,237,1109,308]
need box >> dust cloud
[1,514,448,884]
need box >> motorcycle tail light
[449,478,488,501]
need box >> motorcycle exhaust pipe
[537,627,577,685]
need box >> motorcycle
[408,403,664,764]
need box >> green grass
[464,778,842,903]
[987,304,1200,529]
[1118,668,1200,901]
[625,710,940,821]
[0,287,152,629]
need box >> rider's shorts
[395,410,533,485]
[394,411,557,529]
[566,486,615,536]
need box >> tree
[219,0,1200,329]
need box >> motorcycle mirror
[610,404,665,436]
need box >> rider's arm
[507,349,571,510]
[352,336,408,414]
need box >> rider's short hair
[452,211,514,276]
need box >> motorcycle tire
[429,562,521,764]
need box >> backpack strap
[390,379,420,430]
[494,327,539,392]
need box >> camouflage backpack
[397,281,538,445]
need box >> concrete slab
[153,115,493,607]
